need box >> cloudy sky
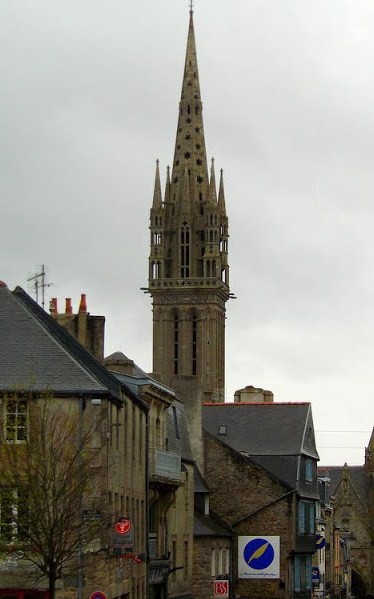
[2,0,373,466]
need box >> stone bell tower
[146,10,230,462]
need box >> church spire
[148,10,230,410]
[171,10,209,207]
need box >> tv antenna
[27,265,53,309]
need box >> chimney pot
[79,293,87,313]
[49,298,58,314]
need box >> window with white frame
[5,398,28,442]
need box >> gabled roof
[203,402,319,458]
[320,465,371,509]
[0,285,123,400]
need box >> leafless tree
[0,392,106,599]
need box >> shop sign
[213,580,229,597]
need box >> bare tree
[0,391,106,599]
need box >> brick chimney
[50,294,105,362]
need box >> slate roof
[203,402,319,458]
[0,285,123,400]
[250,455,299,488]
[112,370,193,463]
[319,465,371,508]
[194,511,232,537]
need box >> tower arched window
[180,226,190,278]
[151,261,161,280]
[173,314,179,374]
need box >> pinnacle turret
[152,159,162,208]
[208,158,217,205]
[218,169,227,215]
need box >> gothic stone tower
[147,11,230,463]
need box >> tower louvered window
[192,314,197,375]
[173,314,179,374]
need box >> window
[172,406,180,440]
[294,554,312,592]
[5,398,28,442]
[305,458,314,482]
[0,488,28,544]
[211,548,216,577]
[298,500,315,534]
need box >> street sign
[89,592,106,599]
[214,580,229,598]
[115,518,131,535]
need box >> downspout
[77,393,85,599]
[145,407,150,599]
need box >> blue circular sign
[243,538,275,570]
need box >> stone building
[105,352,195,599]
[318,429,374,597]
[203,401,320,599]
[50,295,196,599]
[0,282,148,599]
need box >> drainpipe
[145,408,150,599]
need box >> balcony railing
[149,448,181,482]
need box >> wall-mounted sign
[113,517,134,555]
[315,534,326,550]
[115,518,132,535]
[89,592,106,599]
[213,580,229,597]
[312,567,320,582]
[238,536,280,579]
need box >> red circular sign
[89,593,106,599]
[115,519,131,535]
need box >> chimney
[65,298,72,314]
[234,385,274,403]
[51,294,105,362]
[49,298,58,315]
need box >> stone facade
[204,433,294,599]
[319,433,374,597]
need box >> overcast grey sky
[1,0,373,465]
